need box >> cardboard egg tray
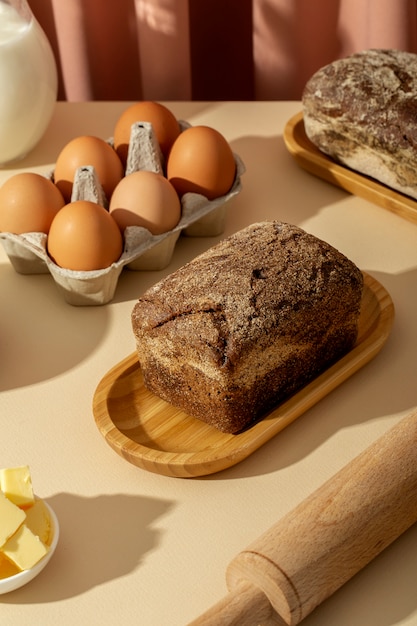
[0,120,245,306]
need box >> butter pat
[0,466,54,579]
[0,552,20,579]
[0,466,35,507]
[2,524,48,570]
[25,499,51,545]
[0,492,26,548]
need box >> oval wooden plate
[93,273,394,478]
[284,111,417,225]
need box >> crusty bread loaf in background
[131,221,363,433]
[303,49,417,199]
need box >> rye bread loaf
[302,49,417,199]
[131,221,363,433]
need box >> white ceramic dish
[0,500,59,594]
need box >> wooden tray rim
[93,272,394,478]
[283,111,417,225]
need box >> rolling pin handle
[190,410,417,626]
[226,410,417,625]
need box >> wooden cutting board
[92,273,394,478]
[284,111,417,225]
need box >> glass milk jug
[0,0,57,164]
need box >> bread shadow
[0,492,173,604]
[226,134,350,229]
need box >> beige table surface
[1,101,416,626]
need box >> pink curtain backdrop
[28,0,417,102]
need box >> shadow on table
[0,266,110,391]
[0,491,173,603]
[228,133,351,228]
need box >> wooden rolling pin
[190,410,417,626]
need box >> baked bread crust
[131,221,363,433]
[303,49,417,199]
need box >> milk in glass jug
[0,0,57,164]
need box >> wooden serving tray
[93,273,394,478]
[284,111,417,225]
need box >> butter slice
[0,552,20,579]
[25,499,51,545]
[0,466,35,507]
[0,492,26,548]
[2,524,48,570]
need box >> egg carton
[0,120,245,306]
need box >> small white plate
[0,500,59,594]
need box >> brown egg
[0,172,65,234]
[54,136,124,202]
[47,200,123,271]
[167,125,236,200]
[109,170,181,235]
[113,101,180,165]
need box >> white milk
[0,3,57,164]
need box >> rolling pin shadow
[189,410,417,625]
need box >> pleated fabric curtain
[29,0,417,102]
